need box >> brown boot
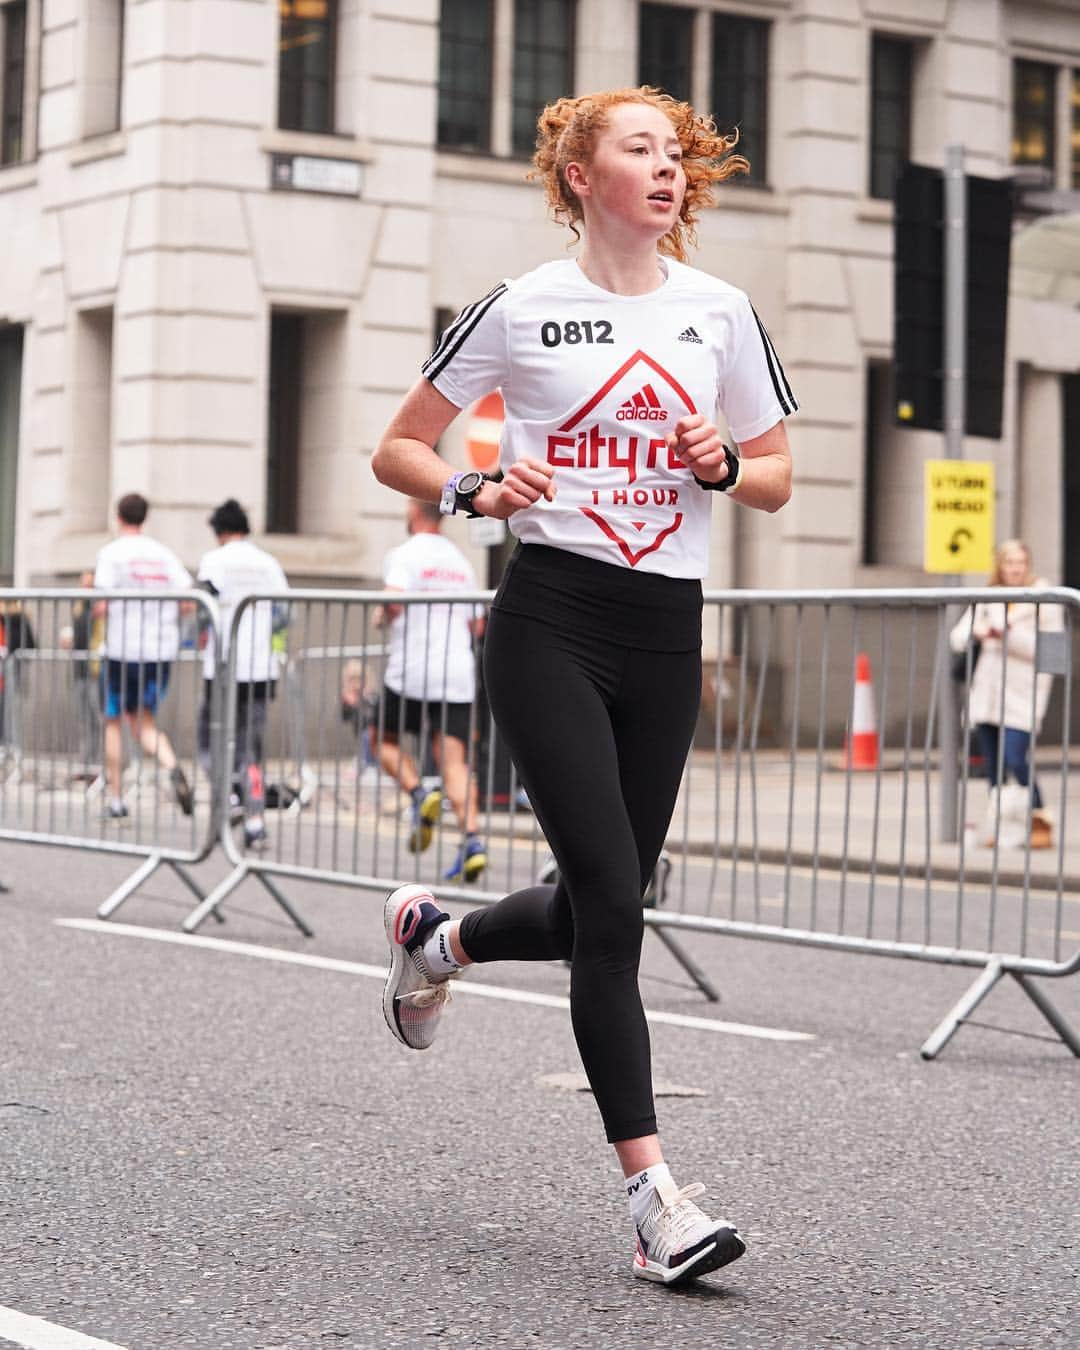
[1030,811,1053,850]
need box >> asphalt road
[1,840,1077,1349]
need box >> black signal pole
[938,144,966,844]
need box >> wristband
[693,445,741,493]
[439,470,488,518]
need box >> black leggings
[459,608,701,1143]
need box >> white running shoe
[382,884,456,1051]
[633,1180,745,1286]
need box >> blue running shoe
[382,884,455,1050]
[444,836,487,883]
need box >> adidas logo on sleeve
[677,326,703,343]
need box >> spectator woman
[950,538,1061,848]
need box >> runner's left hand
[667,415,731,484]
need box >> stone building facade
[0,0,1077,612]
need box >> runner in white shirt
[197,499,289,849]
[93,493,195,821]
[373,498,486,881]
[373,88,797,1286]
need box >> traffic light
[893,162,1012,439]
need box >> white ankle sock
[421,920,464,978]
[626,1162,673,1226]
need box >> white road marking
[55,918,815,1043]
[0,1306,128,1350]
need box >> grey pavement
[667,748,1080,890]
[1,838,1078,1349]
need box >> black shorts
[380,687,474,744]
[103,660,171,717]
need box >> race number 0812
[540,320,614,348]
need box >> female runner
[372,86,797,1286]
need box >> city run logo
[616,383,668,421]
[677,326,703,343]
[547,349,697,567]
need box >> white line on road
[55,918,815,1043]
[0,1306,127,1350]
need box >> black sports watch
[693,445,741,493]
[439,470,489,518]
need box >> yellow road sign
[924,459,994,574]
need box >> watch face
[456,470,484,496]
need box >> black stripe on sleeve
[424,292,486,371]
[750,304,798,416]
[422,283,508,382]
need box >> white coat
[949,580,1062,732]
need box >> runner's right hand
[482,458,557,519]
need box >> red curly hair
[531,87,748,262]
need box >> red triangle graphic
[631,521,646,532]
[557,350,698,432]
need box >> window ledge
[437,150,533,186]
[69,131,127,167]
[855,196,894,223]
[259,128,374,164]
[0,160,38,193]
[259,532,369,579]
[715,185,789,216]
[855,563,932,586]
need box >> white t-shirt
[423,257,797,580]
[197,538,289,682]
[94,533,193,662]
[382,532,480,703]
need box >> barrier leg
[168,861,225,925]
[255,872,314,938]
[920,959,1004,1060]
[648,924,720,1003]
[1011,972,1080,1057]
[97,853,165,920]
[182,864,248,934]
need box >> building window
[0,326,22,579]
[638,2,693,103]
[1011,58,1057,177]
[862,362,885,565]
[869,34,913,200]
[511,0,573,157]
[267,313,302,534]
[1065,374,1080,588]
[267,309,346,535]
[71,309,113,533]
[438,0,494,151]
[863,359,923,568]
[711,15,768,186]
[1,1,27,166]
[83,0,124,138]
[278,0,336,134]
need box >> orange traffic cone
[842,652,879,770]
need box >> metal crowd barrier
[0,588,221,915]
[170,586,1080,1062]
[3,585,1076,1061]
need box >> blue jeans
[976,723,1042,809]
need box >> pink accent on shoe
[394,890,435,945]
